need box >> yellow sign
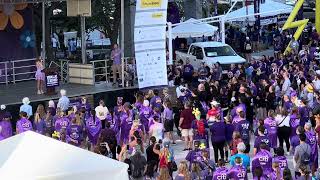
[282,0,320,54]
[141,0,162,8]
[152,12,163,18]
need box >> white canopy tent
[0,131,129,180]
[170,18,218,38]
[226,0,293,22]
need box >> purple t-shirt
[264,118,277,148]
[67,124,83,146]
[54,117,70,132]
[289,114,300,137]
[210,121,226,143]
[252,150,272,176]
[0,120,12,139]
[86,116,102,137]
[254,136,271,152]
[273,156,288,170]
[213,167,229,180]
[16,118,33,133]
[235,120,250,144]
[183,64,194,77]
[227,165,247,180]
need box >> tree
[86,0,121,45]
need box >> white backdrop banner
[135,0,168,88]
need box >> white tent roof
[0,131,129,180]
[226,0,293,21]
[170,18,218,39]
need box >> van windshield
[204,46,237,57]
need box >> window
[204,46,237,57]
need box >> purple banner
[0,4,36,83]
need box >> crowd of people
[1,22,320,180]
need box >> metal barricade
[91,57,137,86]
[91,59,111,84]
[48,59,70,83]
[11,58,37,83]
[0,58,36,84]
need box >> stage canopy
[226,0,293,23]
[0,131,129,180]
[170,18,218,39]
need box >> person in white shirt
[313,70,320,91]
[149,115,164,142]
[95,100,109,129]
[275,107,291,154]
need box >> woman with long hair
[275,106,291,153]
[35,57,45,95]
[175,161,191,180]
[157,167,171,180]
[34,104,46,134]
[86,110,102,150]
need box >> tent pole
[81,16,86,64]
[167,22,173,65]
[42,2,46,63]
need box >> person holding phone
[35,57,45,95]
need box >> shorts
[181,129,193,137]
[164,120,174,132]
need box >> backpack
[300,145,310,165]
[197,120,205,136]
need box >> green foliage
[86,0,121,44]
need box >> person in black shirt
[146,136,160,165]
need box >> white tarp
[134,0,168,88]
[170,18,218,38]
[226,0,293,22]
[0,131,129,180]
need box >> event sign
[46,74,59,87]
[134,0,168,88]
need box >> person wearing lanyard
[276,107,291,154]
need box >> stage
[0,81,138,106]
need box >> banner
[135,0,168,88]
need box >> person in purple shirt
[273,147,288,170]
[254,126,271,154]
[119,102,134,145]
[86,110,102,148]
[227,157,247,180]
[0,111,12,139]
[54,110,70,133]
[33,104,47,135]
[252,143,273,177]
[290,108,300,139]
[67,117,83,147]
[233,111,250,153]
[213,160,228,180]
[139,100,152,135]
[16,111,33,134]
[78,96,91,114]
[290,126,304,155]
[210,117,226,163]
[183,59,194,83]
[269,162,283,180]
[185,141,203,169]
[264,111,277,149]
[304,123,318,172]
[113,97,123,132]
[111,44,122,84]
[150,89,161,109]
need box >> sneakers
[37,90,41,95]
